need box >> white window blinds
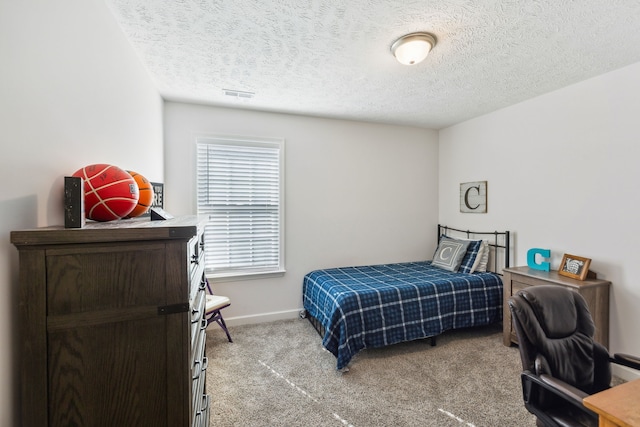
[196,136,285,277]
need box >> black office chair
[508,285,640,427]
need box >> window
[196,135,285,279]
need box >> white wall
[164,102,439,323]
[0,0,163,424]
[439,62,640,373]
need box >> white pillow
[448,236,489,273]
[470,240,490,273]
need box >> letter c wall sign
[460,181,487,213]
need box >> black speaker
[64,176,85,228]
[150,207,174,221]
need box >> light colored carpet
[205,319,537,426]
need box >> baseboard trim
[224,309,302,326]
[613,364,640,382]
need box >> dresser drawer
[192,357,209,426]
[506,279,533,343]
[188,233,205,279]
[191,351,207,423]
[193,395,210,427]
[191,288,206,352]
[188,234,201,269]
[46,243,167,315]
[192,381,209,427]
[191,374,201,426]
[189,269,206,309]
[191,323,207,384]
[511,280,531,295]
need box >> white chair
[204,280,232,342]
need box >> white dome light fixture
[391,32,437,65]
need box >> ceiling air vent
[223,89,254,99]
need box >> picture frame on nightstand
[558,253,591,281]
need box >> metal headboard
[438,224,511,275]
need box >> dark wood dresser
[503,266,611,348]
[11,216,210,427]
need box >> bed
[302,225,511,370]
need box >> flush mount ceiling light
[391,32,437,66]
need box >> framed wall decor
[460,181,487,213]
[150,182,164,209]
[558,253,591,281]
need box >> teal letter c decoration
[527,248,551,271]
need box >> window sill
[207,269,286,283]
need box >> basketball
[72,163,139,221]
[126,170,154,218]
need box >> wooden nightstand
[503,266,611,348]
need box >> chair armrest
[538,374,589,404]
[613,353,640,370]
[520,371,598,426]
[521,371,593,410]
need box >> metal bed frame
[438,224,510,275]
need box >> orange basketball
[126,170,154,218]
[72,164,139,221]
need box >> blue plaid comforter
[302,261,503,370]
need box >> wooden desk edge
[583,379,640,427]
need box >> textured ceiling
[105,0,640,129]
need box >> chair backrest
[508,285,602,394]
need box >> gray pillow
[432,237,471,272]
